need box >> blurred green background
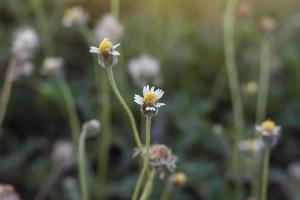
[1,0,300,199]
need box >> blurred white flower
[242,81,257,96]
[51,140,75,169]
[0,184,20,200]
[42,57,64,75]
[62,6,89,28]
[94,14,123,43]
[12,27,38,60]
[89,38,120,67]
[128,54,161,86]
[13,61,34,80]
[255,119,281,147]
[212,124,224,136]
[288,162,300,181]
[239,138,263,155]
[134,85,165,116]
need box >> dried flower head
[42,57,64,75]
[169,172,187,188]
[134,85,165,116]
[12,27,38,60]
[255,119,281,147]
[259,16,278,34]
[0,184,20,200]
[134,144,178,179]
[128,54,161,86]
[51,140,75,169]
[13,60,34,81]
[94,14,123,43]
[62,6,89,27]
[239,138,262,156]
[89,38,120,67]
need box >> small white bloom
[12,27,38,60]
[128,54,160,86]
[51,140,75,169]
[42,57,64,75]
[0,184,20,200]
[255,119,281,147]
[62,6,89,28]
[89,38,120,67]
[288,162,300,182]
[242,81,257,96]
[239,138,263,155]
[13,61,34,80]
[134,85,165,116]
[94,14,123,43]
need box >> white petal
[150,86,155,92]
[110,50,120,56]
[89,47,99,54]
[155,103,165,108]
[146,106,156,111]
[134,95,144,105]
[113,43,120,49]
[155,89,164,99]
[143,85,149,95]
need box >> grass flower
[256,119,281,147]
[169,172,187,188]
[239,138,262,156]
[12,27,38,60]
[134,144,178,179]
[94,14,123,43]
[62,6,89,28]
[128,54,161,86]
[0,184,20,200]
[51,140,75,169]
[42,57,64,75]
[134,85,165,116]
[89,38,120,68]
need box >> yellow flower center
[99,38,113,53]
[261,120,276,132]
[144,91,157,106]
[64,8,77,22]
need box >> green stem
[132,116,152,200]
[56,74,80,148]
[106,67,143,150]
[78,127,89,200]
[260,149,270,200]
[223,0,243,199]
[256,39,272,123]
[140,170,155,200]
[111,0,120,19]
[0,57,17,131]
[160,185,171,200]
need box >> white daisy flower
[62,6,89,28]
[134,85,165,116]
[42,57,64,75]
[12,27,38,60]
[13,60,34,81]
[255,119,281,147]
[239,138,263,156]
[89,38,120,68]
[94,14,123,43]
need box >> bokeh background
[1,0,300,199]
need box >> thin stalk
[78,127,89,200]
[132,116,151,200]
[111,0,120,19]
[0,57,17,130]
[106,67,143,150]
[140,170,155,200]
[223,0,244,199]
[56,74,80,148]
[160,185,171,200]
[260,149,270,200]
[256,39,272,123]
